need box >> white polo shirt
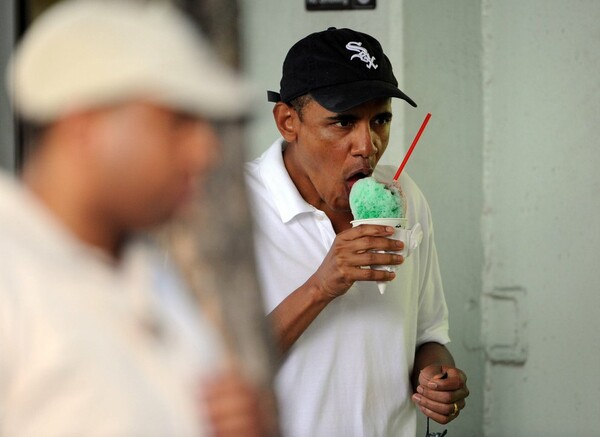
[245,139,450,437]
[0,173,222,437]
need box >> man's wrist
[306,278,335,307]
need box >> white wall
[402,2,485,435]
[482,0,600,435]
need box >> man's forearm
[411,342,455,392]
[267,279,332,357]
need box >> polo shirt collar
[259,138,316,223]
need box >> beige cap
[7,0,254,122]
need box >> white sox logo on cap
[345,41,378,69]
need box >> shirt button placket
[314,211,335,248]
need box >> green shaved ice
[349,177,404,219]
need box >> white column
[0,0,16,171]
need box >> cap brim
[310,80,417,112]
[7,0,255,123]
[153,59,255,121]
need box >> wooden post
[163,0,279,386]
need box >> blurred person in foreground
[245,28,469,436]
[0,1,270,436]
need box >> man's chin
[330,200,352,214]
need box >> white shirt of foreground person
[0,174,223,437]
[245,139,450,437]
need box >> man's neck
[322,206,354,234]
[282,143,353,234]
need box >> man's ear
[272,102,299,142]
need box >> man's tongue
[347,174,366,190]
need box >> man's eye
[374,117,391,126]
[335,119,352,127]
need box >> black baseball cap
[267,27,417,112]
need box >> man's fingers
[416,383,469,404]
[412,394,466,425]
[352,267,397,282]
[344,224,396,239]
[201,373,267,437]
[416,404,458,425]
[210,415,264,437]
[342,226,405,248]
[355,233,404,251]
[419,368,467,392]
[204,388,257,419]
[353,251,404,268]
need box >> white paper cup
[351,217,422,294]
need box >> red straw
[393,112,432,181]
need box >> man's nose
[351,122,378,158]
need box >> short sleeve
[414,195,450,347]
